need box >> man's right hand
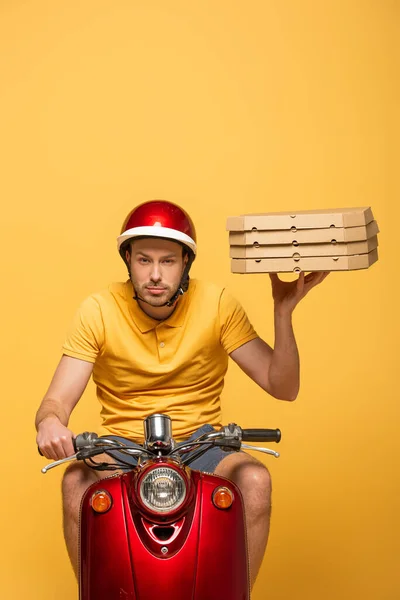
[36,416,75,460]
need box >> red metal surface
[79,475,137,599]
[79,463,249,600]
[193,474,249,600]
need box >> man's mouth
[146,286,167,294]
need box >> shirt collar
[124,280,188,333]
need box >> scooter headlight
[139,467,186,513]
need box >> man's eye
[139,258,149,264]
[163,259,174,264]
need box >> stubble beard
[131,278,179,307]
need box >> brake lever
[41,446,111,474]
[241,443,280,458]
[41,453,78,474]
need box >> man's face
[126,237,188,306]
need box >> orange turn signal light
[212,486,234,509]
[91,490,112,513]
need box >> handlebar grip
[241,429,281,443]
[74,432,99,451]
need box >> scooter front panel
[80,469,249,599]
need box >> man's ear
[125,248,131,263]
[183,252,189,267]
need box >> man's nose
[150,263,162,282]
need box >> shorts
[102,424,237,473]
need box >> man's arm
[229,271,329,401]
[230,312,299,401]
[35,355,94,460]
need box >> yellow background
[0,1,398,598]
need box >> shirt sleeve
[62,296,105,363]
[219,288,259,354]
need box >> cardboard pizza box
[229,220,379,246]
[231,248,378,273]
[226,207,374,232]
[229,236,378,259]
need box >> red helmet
[117,200,197,258]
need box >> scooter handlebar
[241,429,281,443]
[39,426,283,474]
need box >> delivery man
[36,199,328,586]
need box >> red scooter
[41,414,281,599]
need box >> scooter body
[79,459,249,600]
[41,414,281,599]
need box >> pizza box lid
[226,207,374,232]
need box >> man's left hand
[269,271,330,317]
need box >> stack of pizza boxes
[227,207,379,273]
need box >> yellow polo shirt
[62,279,258,441]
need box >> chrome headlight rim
[137,464,188,515]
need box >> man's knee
[216,453,272,516]
[239,460,271,494]
[240,463,271,515]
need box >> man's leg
[62,460,118,578]
[214,452,272,589]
